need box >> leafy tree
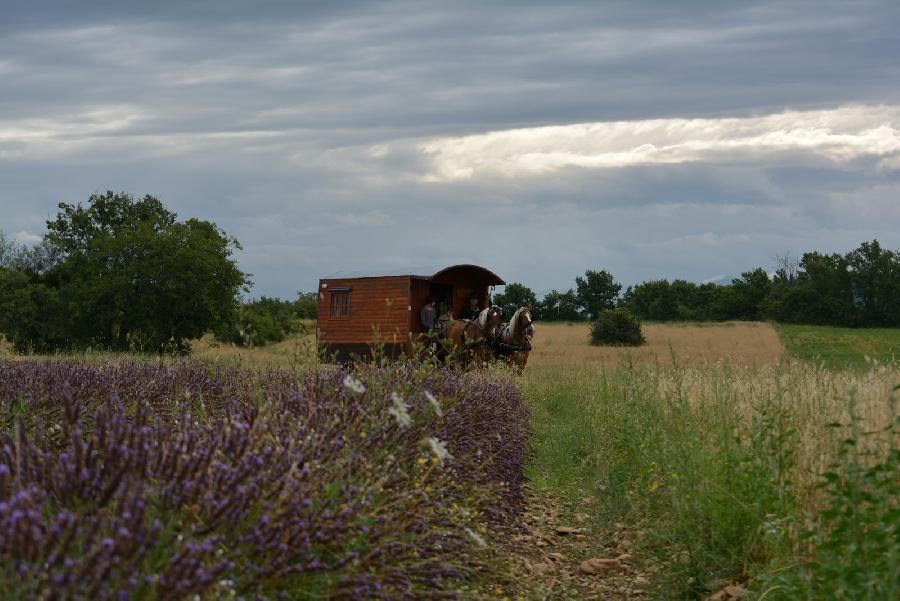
[43,191,249,352]
[711,268,771,320]
[797,252,855,325]
[537,289,582,321]
[575,270,621,319]
[295,291,319,319]
[0,267,68,352]
[492,282,537,318]
[0,231,60,274]
[846,239,900,326]
[215,296,311,347]
[622,280,674,320]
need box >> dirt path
[499,487,658,600]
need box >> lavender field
[0,359,529,599]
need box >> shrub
[0,359,530,598]
[215,296,308,347]
[590,308,645,346]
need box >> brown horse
[497,306,535,372]
[441,305,504,365]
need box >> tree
[295,291,319,319]
[622,280,675,320]
[0,231,60,274]
[537,289,582,321]
[722,268,771,320]
[846,239,900,326]
[43,191,249,352]
[0,267,68,352]
[492,282,537,318]
[575,270,621,319]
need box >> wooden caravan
[317,264,505,362]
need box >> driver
[457,293,481,321]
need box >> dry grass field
[528,321,784,368]
[190,320,319,369]
[190,320,786,370]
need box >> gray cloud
[1,1,899,298]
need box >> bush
[590,308,645,346]
[0,359,530,598]
[215,296,309,347]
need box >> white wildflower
[343,374,366,394]
[465,527,487,548]
[424,390,442,416]
[424,437,453,463]
[389,392,411,428]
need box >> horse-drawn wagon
[317,264,505,363]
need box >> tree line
[493,239,900,328]
[3,192,895,355]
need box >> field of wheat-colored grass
[528,321,784,368]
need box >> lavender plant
[0,359,529,599]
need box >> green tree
[575,270,621,319]
[711,268,771,320]
[295,291,319,319]
[537,289,582,321]
[215,296,312,347]
[44,191,249,352]
[846,239,900,326]
[492,282,538,318]
[0,267,68,352]
[622,280,676,320]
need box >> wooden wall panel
[317,276,412,344]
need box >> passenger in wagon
[421,296,439,355]
[420,296,438,332]
[457,293,481,321]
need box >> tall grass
[524,359,898,599]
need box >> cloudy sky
[2,1,899,298]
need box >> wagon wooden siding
[317,276,410,345]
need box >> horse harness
[459,308,502,350]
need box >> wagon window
[330,292,350,317]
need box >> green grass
[522,360,899,599]
[776,324,900,370]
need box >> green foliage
[618,240,900,327]
[715,268,771,320]
[0,267,68,352]
[589,308,645,346]
[0,231,60,274]
[846,240,900,326]
[755,396,899,600]
[525,364,798,597]
[492,282,537,317]
[525,361,898,599]
[215,295,312,347]
[0,192,249,353]
[536,288,583,321]
[295,291,319,319]
[764,252,856,326]
[575,269,621,319]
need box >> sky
[2,0,899,299]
